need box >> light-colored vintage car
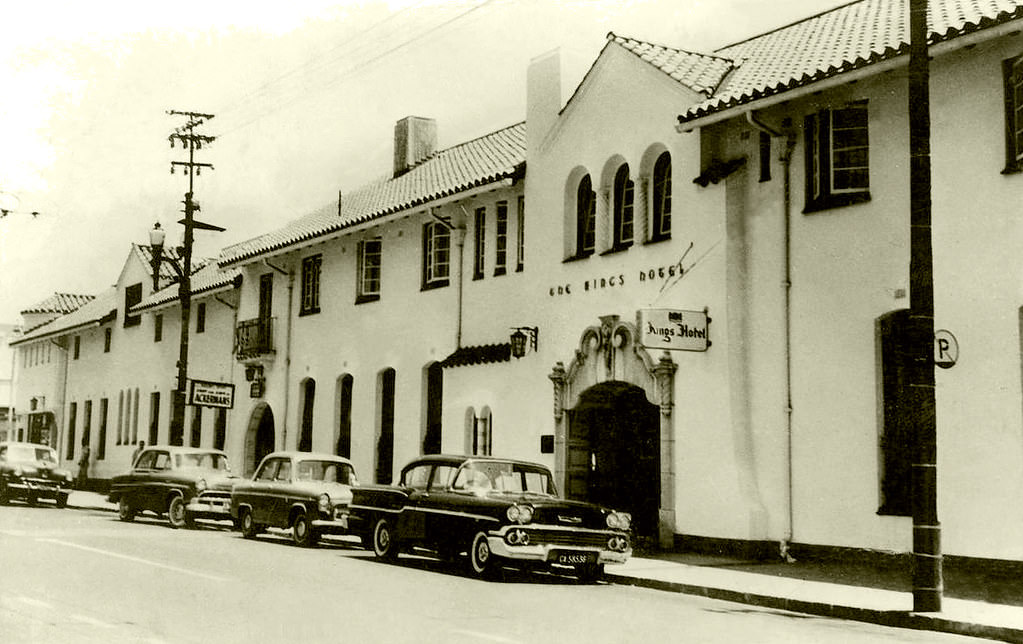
[351,455,632,581]
[0,442,74,507]
[230,451,359,547]
[108,446,238,528]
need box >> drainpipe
[263,258,292,451]
[746,110,797,561]
[454,206,470,349]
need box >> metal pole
[908,0,942,613]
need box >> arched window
[299,378,316,452]
[336,375,353,458]
[612,164,634,249]
[576,175,596,257]
[376,369,396,483]
[651,152,672,241]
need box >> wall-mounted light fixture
[510,326,539,359]
[245,365,264,382]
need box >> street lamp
[149,223,166,290]
[510,326,539,359]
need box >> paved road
[0,504,993,643]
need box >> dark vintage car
[0,442,74,507]
[351,455,632,581]
[230,451,359,547]
[108,446,238,528]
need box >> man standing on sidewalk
[131,440,145,467]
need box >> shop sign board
[639,308,709,352]
[189,379,235,409]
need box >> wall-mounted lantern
[510,326,539,359]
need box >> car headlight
[65,472,74,482]
[318,493,331,513]
[195,478,207,492]
[13,467,23,479]
[506,504,534,524]
[606,512,631,530]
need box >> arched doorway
[243,403,276,476]
[567,381,660,538]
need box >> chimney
[393,116,437,177]
[527,49,563,157]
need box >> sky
[0,0,851,324]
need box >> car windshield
[7,445,57,464]
[295,460,357,485]
[175,452,230,471]
[452,461,557,496]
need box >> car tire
[118,498,135,522]
[56,494,68,509]
[372,518,398,560]
[467,531,499,579]
[239,508,261,539]
[167,495,187,529]
[575,562,605,584]
[292,511,319,548]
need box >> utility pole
[907,0,942,613]
[167,110,219,447]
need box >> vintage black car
[230,451,359,547]
[351,455,632,581]
[108,446,238,528]
[0,442,73,507]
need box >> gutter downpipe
[264,258,292,451]
[745,110,797,562]
[454,206,470,349]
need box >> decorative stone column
[549,361,568,492]
[653,351,678,549]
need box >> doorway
[244,403,276,476]
[566,381,660,538]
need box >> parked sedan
[0,442,73,507]
[230,451,359,547]
[108,446,238,528]
[351,455,632,581]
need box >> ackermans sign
[638,308,710,352]
[188,379,235,409]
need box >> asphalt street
[0,504,996,643]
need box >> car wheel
[167,496,187,529]
[575,562,605,584]
[55,494,68,509]
[467,531,499,579]
[118,498,135,522]
[239,508,261,539]
[292,511,319,548]
[26,494,38,506]
[372,518,398,560]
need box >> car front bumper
[7,479,70,499]
[310,506,355,535]
[186,494,233,519]
[486,525,631,566]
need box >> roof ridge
[608,31,736,64]
[713,0,865,53]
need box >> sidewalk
[67,490,1023,642]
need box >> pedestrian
[77,444,91,490]
[131,440,145,467]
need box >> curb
[605,573,1023,644]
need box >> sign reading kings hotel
[189,379,236,409]
[639,309,710,352]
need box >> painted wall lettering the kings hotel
[548,260,686,297]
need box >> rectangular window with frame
[473,207,486,280]
[516,196,525,272]
[422,221,451,290]
[356,238,382,303]
[104,328,112,353]
[299,254,322,316]
[1003,54,1023,173]
[154,314,163,342]
[73,336,80,360]
[804,101,870,212]
[124,283,142,327]
[196,302,206,333]
[494,201,508,276]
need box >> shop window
[299,254,322,316]
[1003,53,1023,173]
[357,238,382,303]
[422,221,450,290]
[494,201,508,276]
[804,101,870,212]
[473,207,486,280]
[471,407,492,456]
[575,175,596,258]
[611,164,634,251]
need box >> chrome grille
[521,528,621,549]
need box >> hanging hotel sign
[189,379,235,409]
[639,308,710,352]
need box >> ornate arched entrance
[550,315,677,549]
[243,403,276,476]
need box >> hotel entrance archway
[244,403,276,476]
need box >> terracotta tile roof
[657,0,1023,124]
[610,33,734,95]
[135,261,241,312]
[220,122,526,266]
[11,288,117,345]
[20,293,94,316]
[441,343,512,368]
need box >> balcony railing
[235,317,274,360]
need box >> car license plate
[552,551,597,565]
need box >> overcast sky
[0,0,850,324]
